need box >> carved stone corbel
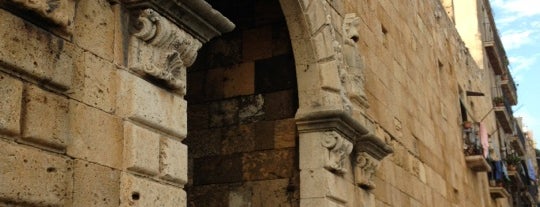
[122,0,235,94]
[353,133,393,190]
[128,9,202,95]
[321,131,353,174]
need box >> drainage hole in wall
[46,167,56,173]
[132,192,140,201]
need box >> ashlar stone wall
[185,0,299,206]
[0,0,233,206]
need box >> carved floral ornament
[128,9,202,95]
[299,110,393,190]
[321,131,353,174]
[122,0,235,94]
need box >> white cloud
[492,0,540,17]
[500,29,533,50]
[508,54,539,75]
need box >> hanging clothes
[527,159,537,181]
[479,122,489,158]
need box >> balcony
[466,155,492,172]
[463,125,492,172]
[510,135,526,156]
[483,2,509,76]
[500,75,518,105]
[508,169,524,187]
[494,107,513,133]
[489,186,511,199]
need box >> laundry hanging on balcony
[479,122,489,158]
[527,159,536,181]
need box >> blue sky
[491,0,540,148]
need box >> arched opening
[184,0,300,206]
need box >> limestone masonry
[0,0,537,206]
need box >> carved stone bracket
[321,131,353,174]
[123,0,235,94]
[296,109,393,189]
[122,0,235,43]
[354,133,393,190]
[128,9,202,94]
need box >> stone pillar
[118,1,234,206]
[0,0,233,206]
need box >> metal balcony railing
[500,74,518,105]
[483,0,510,76]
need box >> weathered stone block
[238,94,265,123]
[0,140,72,206]
[204,68,225,100]
[0,9,75,90]
[73,160,120,207]
[255,54,296,93]
[0,72,23,136]
[22,85,69,151]
[242,149,295,181]
[2,0,75,33]
[254,121,275,150]
[263,90,298,120]
[243,26,273,61]
[117,70,187,139]
[73,0,115,61]
[222,124,256,154]
[68,101,123,169]
[223,62,255,98]
[274,118,296,148]
[159,137,188,185]
[194,154,243,185]
[184,129,221,158]
[124,122,160,176]
[69,52,118,113]
[187,104,208,130]
[120,173,186,207]
[209,99,238,128]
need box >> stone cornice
[296,108,369,141]
[122,0,235,43]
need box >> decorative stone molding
[296,109,393,182]
[122,0,235,43]
[341,13,368,108]
[321,131,353,174]
[128,9,202,94]
[354,133,393,190]
[0,0,75,33]
[123,0,234,94]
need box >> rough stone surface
[2,0,75,33]
[0,9,75,90]
[73,0,115,61]
[120,173,186,207]
[70,51,118,113]
[0,72,23,136]
[160,137,188,185]
[68,101,123,169]
[73,160,121,207]
[0,140,72,206]
[117,70,187,139]
[21,85,69,151]
[124,122,160,176]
